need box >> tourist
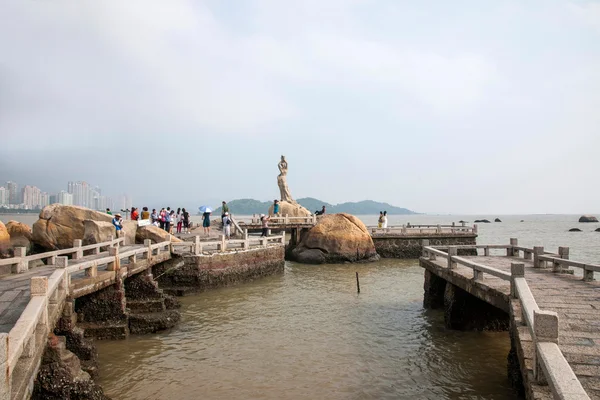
[260,214,270,237]
[141,207,150,220]
[273,200,280,216]
[159,208,166,230]
[176,207,183,233]
[221,201,229,222]
[202,209,211,235]
[182,208,190,234]
[378,211,384,228]
[168,210,175,233]
[165,207,172,232]
[223,212,232,239]
[382,211,388,229]
[112,213,124,237]
[315,205,326,216]
[131,207,139,221]
[151,209,158,224]
[106,208,112,215]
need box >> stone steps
[128,310,180,334]
[126,298,166,313]
[161,286,200,296]
[77,321,129,340]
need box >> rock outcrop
[135,225,181,244]
[569,228,582,232]
[83,221,116,246]
[289,213,379,264]
[268,200,311,217]
[0,221,11,256]
[474,219,491,223]
[579,215,599,223]
[32,205,113,250]
[6,220,33,252]
[494,218,502,223]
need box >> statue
[277,155,294,203]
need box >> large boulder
[0,221,11,256]
[579,215,599,223]
[32,205,113,250]
[82,221,116,246]
[6,220,32,252]
[122,220,138,245]
[268,200,311,217]
[135,225,181,244]
[289,213,379,264]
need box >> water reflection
[96,260,518,399]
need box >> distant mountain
[214,198,416,215]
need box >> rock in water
[136,225,182,244]
[268,200,311,217]
[289,213,379,264]
[6,220,33,253]
[474,219,491,223]
[32,205,114,250]
[494,218,502,222]
[0,221,11,256]
[579,215,599,223]
[569,228,582,232]
[595,228,600,232]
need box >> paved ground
[427,255,600,398]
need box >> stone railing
[370,224,477,235]
[421,243,590,400]
[0,237,125,274]
[172,231,286,255]
[239,214,317,225]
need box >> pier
[421,240,597,399]
[0,233,286,400]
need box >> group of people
[378,211,388,228]
[108,207,192,236]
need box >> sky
[1,0,599,214]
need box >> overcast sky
[1,0,598,214]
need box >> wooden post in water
[356,272,360,294]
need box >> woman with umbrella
[199,206,212,235]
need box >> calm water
[3,213,599,399]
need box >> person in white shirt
[222,212,231,239]
[382,211,388,229]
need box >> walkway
[421,244,598,399]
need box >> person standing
[260,214,270,237]
[165,207,172,232]
[112,214,124,237]
[382,211,388,229]
[159,208,166,230]
[273,200,280,216]
[222,212,232,239]
[141,207,150,220]
[221,201,229,222]
[168,210,175,233]
[106,208,112,215]
[378,211,384,228]
[182,208,190,234]
[131,207,139,221]
[151,209,158,225]
[202,210,211,235]
[176,208,183,234]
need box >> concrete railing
[171,231,286,255]
[0,237,125,274]
[371,224,477,235]
[241,214,317,225]
[421,244,590,399]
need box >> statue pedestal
[268,201,311,217]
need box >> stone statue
[277,155,294,203]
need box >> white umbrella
[199,206,213,213]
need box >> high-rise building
[49,194,58,205]
[22,185,42,209]
[40,192,50,208]
[0,187,7,206]
[6,181,19,205]
[58,191,73,206]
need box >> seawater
[3,213,599,399]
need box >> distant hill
[214,198,416,215]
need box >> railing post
[473,224,478,234]
[107,246,120,271]
[144,239,152,260]
[421,240,430,257]
[584,266,595,282]
[473,268,483,281]
[447,246,457,269]
[281,230,286,244]
[509,238,518,257]
[284,214,289,225]
[56,256,68,268]
[436,224,441,234]
[533,310,559,384]
[194,236,201,255]
[401,225,407,234]
[72,239,83,260]
[220,235,226,252]
[13,247,28,274]
[260,238,267,248]
[30,276,49,327]
[533,246,544,268]
[484,246,490,257]
[554,246,569,273]
[510,263,524,299]
[85,262,98,278]
[524,249,532,260]
[0,333,10,398]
